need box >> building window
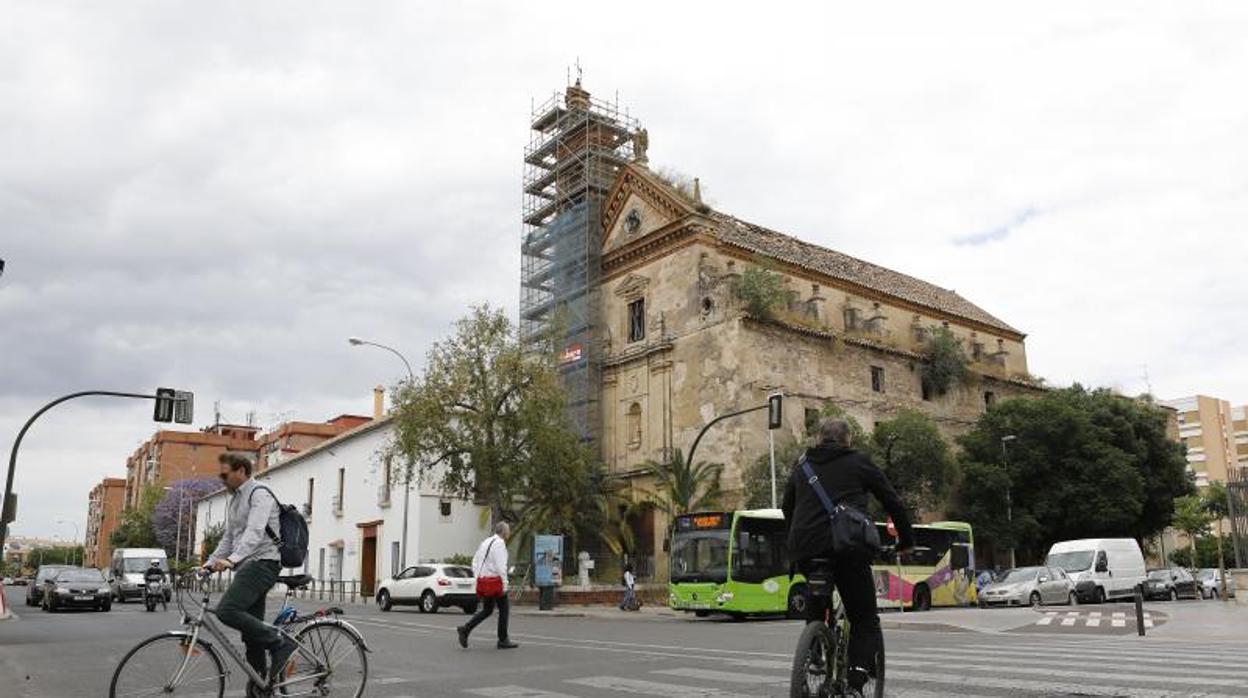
[628,298,646,343]
[844,307,860,331]
[306,478,314,518]
[391,542,401,577]
[972,342,984,361]
[318,548,325,581]
[334,468,344,516]
[804,408,820,436]
[870,366,885,393]
[440,499,452,518]
[627,403,642,447]
[984,391,996,408]
[921,381,933,401]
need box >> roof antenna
[575,57,583,86]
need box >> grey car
[1196,568,1237,599]
[979,566,1078,607]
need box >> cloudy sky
[3,2,1246,540]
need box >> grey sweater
[209,478,282,566]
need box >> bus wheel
[694,610,711,618]
[787,585,808,619]
[912,584,932,612]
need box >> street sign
[767,393,783,430]
[173,391,194,425]
[153,387,176,422]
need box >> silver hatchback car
[979,566,1078,607]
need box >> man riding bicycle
[781,419,914,696]
[203,453,296,690]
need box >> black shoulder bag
[800,458,882,556]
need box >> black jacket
[781,444,915,559]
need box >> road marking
[1086,617,1101,627]
[1060,615,1077,626]
[653,668,785,685]
[956,641,1241,663]
[465,686,578,698]
[374,677,413,685]
[907,648,1248,679]
[567,676,754,698]
[1112,618,1126,627]
[886,668,1247,698]
[887,658,1248,687]
[1036,613,1056,625]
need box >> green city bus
[667,509,978,617]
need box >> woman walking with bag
[457,522,518,649]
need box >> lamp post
[1001,435,1017,570]
[349,336,416,568]
[56,520,80,566]
[164,486,188,568]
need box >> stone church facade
[593,163,1041,568]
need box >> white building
[192,415,487,598]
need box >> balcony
[331,495,343,517]
[377,481,391,508]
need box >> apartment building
[1160,395,1238,486]
[84,478,126,568]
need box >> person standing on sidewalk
[619,563,637,611]
[204,453,297,687]
[457,522,518,649]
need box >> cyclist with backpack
[781,419,914,697]
[204,453,298,689]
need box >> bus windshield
[671,529,730,584]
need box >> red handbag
[475,539,505,598]
[476,575,504,598]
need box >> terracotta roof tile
[711,213,1021,335]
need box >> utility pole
[1001,435,1017,569]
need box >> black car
[24,564,73,606]
[41,567,112,612]
[1145,568,1199,601]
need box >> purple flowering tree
[152,478,222,563]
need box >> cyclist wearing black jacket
[781,418,915,694]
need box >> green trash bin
[538,585,555,610]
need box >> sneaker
[456,625,469,649]
[497,640,519,649]
[267,638,298,684]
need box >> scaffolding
[521,81,640,443]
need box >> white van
[1045,538,1146,603]
[110,548,169,602]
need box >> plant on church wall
[730,261,793,320]
[920,326,970,396]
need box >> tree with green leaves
[1171,494,1213,569]
[869,410,958,516]
[741,438,807,510]
[730,260,793,320]
[951,386,1191,564]
[110,483,163,551]
[641,449,724,519]
[200,522,226,562]
[391,304,587,523]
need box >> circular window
[701,297,714,315]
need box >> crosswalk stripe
[1060,615,1077,626]
[567,676,754,698]
[907,649,1248,679]
[1111,618,1126,627]
[957,641,1240,661]
[1086,617,1101,626]
[886,668,1246,698]
[465,686,578,698]
[887,659,1248,688]
[1036,614,1055,625]
[653,668,783,685]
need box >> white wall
[192,420,488,587]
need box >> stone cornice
[602,164,696,232]
[602,340,674,369]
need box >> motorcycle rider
[143,560,166,607]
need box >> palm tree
[641,449,725,518]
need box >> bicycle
[109,571,371,698]
[789,556,886,698]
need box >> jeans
[620,586,636,609]
[463,594,510,642]
[797,554,881,681]
[216,559,281,674]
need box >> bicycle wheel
[861,646,885,698]
[109,632,226,698]
[279,621,368,697]
[789,620,834,698]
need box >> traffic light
[173,390,194,424]
[153,387,176,422]
[767,393,783,430]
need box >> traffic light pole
[685,394,783,491]
[1,390,182,553]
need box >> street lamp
[1001,435,1017,570]
[164,486,191,568]
[56,520,80,566]
[348,336,416,568]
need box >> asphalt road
[2,586,1245,697]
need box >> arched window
[627,403,642,447]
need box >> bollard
[1134,583,1146,637]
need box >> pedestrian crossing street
[448,635,1248,698]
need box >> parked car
[25,565,73,607]
[1144,568,1199,601]
[41,567,112,612]
[13,575,29,586]
[375,563,477,614]
[1195,568,1237,600]
[1046,538,1146,604]
[978,566,1077,607]
[1,577,12,585]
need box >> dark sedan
[1144,568,1199,601]
[24,564,73,606]
[41,567,112,612]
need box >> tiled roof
[711,213,1021,335]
